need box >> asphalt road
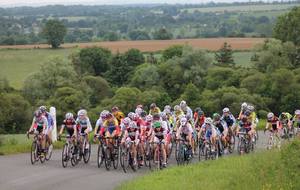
[0,131,268,190]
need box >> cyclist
[149,103,161,115]
[121,121,139,166]
[176,117,193,156]
[161,112,172,157]
[151,121,167,168]
[101,112,120,139]
[293,110,300,136]
[94,110,109,139]
[27,110,48,153]
[279,112,293,138]
[195,109,206,140]
[173,105,184,133]
[265,112,280,133]
[213,113,228,148]
[179,101,193,124]
[221,107,236,137]
[112,106,125,126]
[200,117,218,152]
[59,112,77,139]
[76,109,92,150]
[39,106,54,147]
[238,102,248,120]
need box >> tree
[23,57,77,104]
[153,28,173,40]
[273,7,300,46]
[129,30,150,41]
[215,42,235,65]
[73,47,112,76]
[83,76,111,105]
[130,64,160,89]
[162,45,184,61]
[42,19,67,48]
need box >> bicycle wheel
[113,146,120,169]
[83,142,91,164]
[204,144,210,160]
[120,146,127,173]
[97,144,103,168]
[104,146,111,171]
[155,147,161,170]
[30,141,38,165]
[62,144,69,168]
[70,144,78,166]
[129,151,137,172]
[198,142,205,161]
[177,143,185,165]
[144,142,152,169]
[45,144,53,161]
[228,135,235,154]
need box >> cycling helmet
[180,100,187,109]
[160,112,167,120]
[247,105,254,112]
[106,113,113,119]
[241,102,247,109]
[128,112,135,120]
[194,107,201,113]
[223,107,230,113]
[34,110,42,118]
[146,115,153,122]
[153,113,160,121]
[180,117,187,126]
[65,112,74,119]
[78,109,87,116]
[280,112,288,120]
[100,110,109,119]
[174,105,181,112]
[295,110,300,115]
[39,105,47,113]
[153,121,161,128]
[135,107,143,115]
[212,113,221,121]
[150,103,156,109]
[123,117,131,125]
[164,105,171,111]
[267,112,274,119]
[204,117,213,125]
[112,106,119,112]
[132,113,139,121]
[198,110,204,116]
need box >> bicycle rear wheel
[104,147,112,171]
[97,144,103,168]
[120,146,127,173]
[113,146,120,169]
[45,144,53,161]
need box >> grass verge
[0,134,64,155]
[117,139,300,190]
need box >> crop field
[0,38,265,52]
[181,3,299,13]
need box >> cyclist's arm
[28,117,36,132]
[59,124,65,135]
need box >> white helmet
[223,107,230,113]
[294,110,300,115]
[146,115,153,122]
[247,105,254,112]
[174,105,181,112]
[160,112,167,120]
[267,112,274,119]
[78,109,87,116]
[180,100,187,109]
[100,110,109,118]
[241,102,247,109]
[128,112,135,120]
[164,105,171,111]
[122,117,131,125]
[135,107,143,115]
[204,117,213,124]
[65,112,73,119]
[180,117,187,126]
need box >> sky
[0,0,262,7]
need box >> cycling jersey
[113,111,125,125]
[62,119,76,136]
[102,119,120,136]
[76,117,92,134]
[267,117,279,131]
[215,120,228,134]
[149,107,161,115]
[33,116,48,134]
[221,114,236,127]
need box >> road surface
[0,131,268,190]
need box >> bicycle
[120,140,137,173]
[265,130,281,150]
[78,133,91,164]
[237,130,252,154]
[103,136,120,171]
[154,139,166,169]
[176,138,192,165]
[203,139,219,160]
[27,131,46,164]
[60,135,78,168]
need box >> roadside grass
[0,134,64,155]
[0,48,76,89]
[117,139,300,190]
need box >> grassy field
[0,134,64,155]
[117,139,300,190]
[0,48,77,88]
[0,48,254,89]
[182,3,299,13]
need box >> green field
[118,140,300,190]
[182,3,299,13]
[0,48,253,89]
[0,48,76,89]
